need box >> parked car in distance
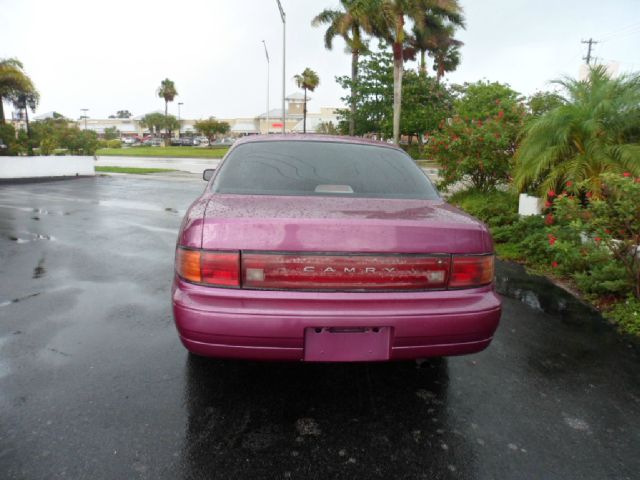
[143,138,162,147]
[121,137,137,145]
[181,137,196,146]
[196,137,210,147]
[172,135,501,362]
[214,137,235,146]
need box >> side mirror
[203,169,216,181]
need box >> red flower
[623,172,631,177]
[566,181,573,187]
[547,190,556,198]
[586,191,593,198]
[595,237,602,244]
[497,110,504,119]
[477,120,483,127]
[548,234,557,246]
[604,229,611,234]
[545,213,554,225]
[551,261,559,268]
[544,200,552,208]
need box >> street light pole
[262,40,270,135]
[178,102,183,136]
[276,0,286,134]
[80,108,88,130]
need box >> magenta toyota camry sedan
[172,135,501,361]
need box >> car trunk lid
[201,194,491,254]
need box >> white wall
[0,156,95,179]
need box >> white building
[14,93,341,138]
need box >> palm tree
[157,78,178,117]
[430,36,462,82]
[409,15,458,76]
[514,66,640,198]
[0,58,37,124]
[312,0,375,136]
[373,0,464,144]
[410,23,432,75]
[9,91,39,138]
[294,68,320,134]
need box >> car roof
[231,134,404,152]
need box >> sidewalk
[95,155,221,174]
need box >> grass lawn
[95,166,178,174]
[96,146,229,158]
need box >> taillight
[176,248,494,291]
[175,247,240,287]
[449,255,494,288]
[176,248,202,283]
[241,253,450,291]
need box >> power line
[598,21,640,42]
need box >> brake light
[175,247,240,287]
[242,253,450,291]
[449,255,494,288]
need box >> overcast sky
[1,0,638,120]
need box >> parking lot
[1,174,639,480]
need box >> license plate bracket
[304,327,391,362]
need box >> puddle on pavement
[33,258,46,279]
[495,260,602,324]
[8,233,55,243]
[0,336,10,379]
[0,205,68,216]
[0,292,41,308]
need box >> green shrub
[553,174,640,299]
[39,137,58,155]
[106,139,122,149]
[103,126,120,140]
[491,214,544,244]
[575,260,632,297]
[401,144,423,160]
[449,188,519,228]
[608,297,640,336]
[0,123,18,155]
[30,118,98,155]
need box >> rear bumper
[172,276,501,361]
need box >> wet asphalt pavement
[0,175,638,480]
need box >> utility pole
[80,108,89,130]
[178,102,183,136]
[262,40,270,135]
[581,38,598,65]
[276,0,286,134]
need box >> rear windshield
[211,140,439,199]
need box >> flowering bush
[426,113,523,192]
[552,173,640,298]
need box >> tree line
[312,0,465,143]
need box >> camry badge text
[303,266,396,273]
